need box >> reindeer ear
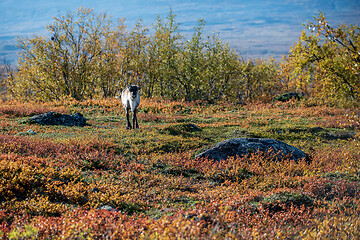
[137,86,141,91]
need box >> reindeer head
[127,85,140,100]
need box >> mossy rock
[162,123,201,135]
[323,171,360,181]
[263,191,314,207]
[250,191,315,212]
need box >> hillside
[0,98,359,239]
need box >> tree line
[1,8,359,104]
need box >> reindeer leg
[136,110,139,129]
[126,108,132,129]
[135,112,139,129]
[132,109,139,129]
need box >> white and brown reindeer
[121,85,141,129]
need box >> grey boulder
[195,138,308,162]
[26,112,86,127]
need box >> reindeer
[121,85,141,129]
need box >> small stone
[98,205,116,211]
[27,129,36,135]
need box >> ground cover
[0,98,359,239]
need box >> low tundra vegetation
[0,98,359,239]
